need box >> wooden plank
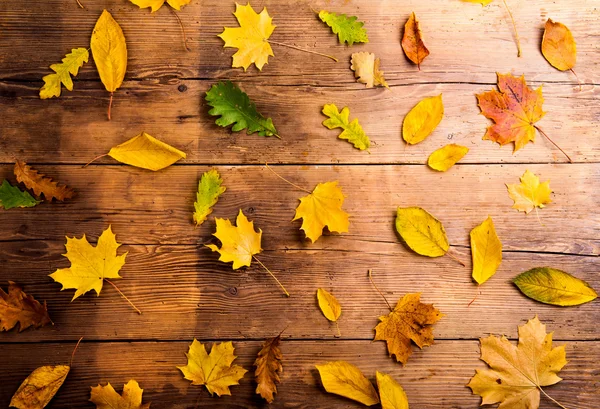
[0,241,598,342]
[0,340,596,408]
[1,80,598,165]
[0,0,598,86]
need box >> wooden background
[1,0,598,408]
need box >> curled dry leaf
[0,180,40,210]
[90,380,150,409]
[193,169,226,226]
[0,281,52,332]
[376,371,409,409]
[542,19,576,72]
[470,217,502,285]
[401,12,429,70]
[315,361,379,406]
[350,52,388,88]
[506,170,552,214]
[10,365,70,409]
[40,48,89,99]
[322,103,370,151]
[427,144,469,172]
[403,95,444,145]
[395,207,448,258]
[254,335,283,403]
[514,267,597,306]
[318,10,368,46]
[14,160,75,201]
[129,0,191,12]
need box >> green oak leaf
[0,180,41,209]
[194,169,226,226]
[318,11,369,46]
[322,103,370,151]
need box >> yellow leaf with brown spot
[506,170,552,214]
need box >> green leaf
[206,81,278,137]
[0,180,41,209]
[194,169,226,226]
[322,104,370,151]
[40,48,89,99]
[513,267,598,306]
[318,11,368,46]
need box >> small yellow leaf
[91,10,127,93]
[403,95,444,145]
[322,104,370,151]
[395,207,449,258]
[129,0,191,12]
[293,181,350,243]
[315,361,379,406]
[514,267,597,306]
[317,288,341,322]
[542,19,576,71]
[470,217,502,285]
[506,170,552,214]
[350,52,388,88]
[90,380,150,409]
[427,144,469,171]
[376,371,409,409]
[107,132,186,171]
[462,0,493,4]
[10,365,70,409]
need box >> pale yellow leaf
[350,52,388,88]
[506,170,552,214]
[107,132,186,171]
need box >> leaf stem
[569,68,583,91]
[107,92,114,121]
[334,321,341,338]
[446,248,467,267]
[104,279,142,314]
[70,336,84,367]
[76,0,84,8]
[502,0,522,57]
[265,163,312,194]
[268,39,338,62]
[467,286,481,307]
[169,7,190,52]
[539,386,570,409]
[83,153,108,168]
[368,269,393,312]
[253,256,290,297]
[534,126,572,163]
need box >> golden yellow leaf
[10,365,70,409]
[427,144,469,171]
[40,48,89,99]
[91,10,127,93]
[462,0,493,4]
[506,170,552,214]
[468,316,567,409]
[514,267,597,306]
[395,207,448,258]
[322,104,370,151]
[350,52,388,88]
[129,0,191,12]
[206,209,262,269]
[403,95,444,145]
[542,19,576,71]
[254,335,283,403]
[317,288,341,322]
[376,371,409,409]
[218,3,276,71]
[315,361,379,406]
[374,293,443,364]
[401,12,429,70]
[293,182,349,243]
[90,380,150,409]
[470,217,502,285]
[178,339,247,396]
[49,226,127,301]
[107,132,186,171]
[0,281,52,333]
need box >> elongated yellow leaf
[107,132,186,171]
[129,0,191,12]
[403,95,444,145]
[376,371,409,409]
[317,288,341,322]
[542,19,576,71]
[514,267,597,306]
[315,361,379,406]
[10,365,70,409]
[395,207,448,257]
[91,10,127,93]
[470,217,502,285]
[427,144,469,171]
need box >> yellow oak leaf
[315,361,379,406]
[427,144,469,172]
[49,226,127,301]
[193,169,226,226]
[513,267,597,306]
[317,288,341,322]
[506,170,552,214]
[178,340,247,396]
[10,365,70,409]
[104,132,187,171]
[1,281,52,332]
[395,207,449,258]
[350,52,388,88]
[542,19,576,71]
[218,3,276,71]
[322,104,370,151]
[293,181,350,243]
[90,380,150,409]
[376,371,409,409]
[40,48,89,99]
[374,293,443,364]
[470,217,502,285]
[254,335,283,403]
[468,316,567,409]
[206,209,262,269]
[129,0,191,12]
[403,95,444,145]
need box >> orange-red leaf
[254,335,283,403]
[401,12,429,69]
[14,160,75,201]
[0,281,52,332]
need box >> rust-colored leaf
[254,335,283,403]
[401,12,429,70]
[14,160,75,201]
[0,281,52,333]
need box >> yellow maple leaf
[293,181,349,243]
[178,340,247,396]
[218,3,276,71]
[206,209,262,269]
[90,380,150,409]
[468,316,568,409]
[315,361,379,406]
[507,170,552,214]
[374,293,443,364]
[376,371,409,409]
[49,226,127,301]
[129,0,191,12]
[470,217,502,285]
[350,52,388,88]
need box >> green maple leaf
[322,104,370,151]
[194,169,226,226]
[40,48,89,99]
[0,180,40,209]
[206,81,279,137]
[318,11,369,46]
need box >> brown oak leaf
[14,160,75,201]
[254,335,283,403]
[0,281,52,332]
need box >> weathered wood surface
[0,340,598,409]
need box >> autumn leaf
[427,144,469,172]
[542,19,576,72]
[514,267,597,306]
[91,10,127,120]
[402,12,429,70]
[293,181,350,243]
[317,288,342,337]
[40,48,89,99]
[470,217,502,285]
[318,10,368,45]
[468,316,568,409]
[315,361,379,406]
[322,104,370,151]
[506,170,552,214]
[350,52,388,88]
[462,0,493,5]
[254,335,283,403]
[403,95,444,145]
[376,371,409,409]
[206,81,278,137]
[129,0,190,12]
[90,380,150,409]
[10,365,70,409]
[0,180,40,210]
[194,169,226,226]
[0,281,52,332]
[178,340,247,396]
[14,160,75,201]
[395,207,448,258]
[374,293,442,364]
